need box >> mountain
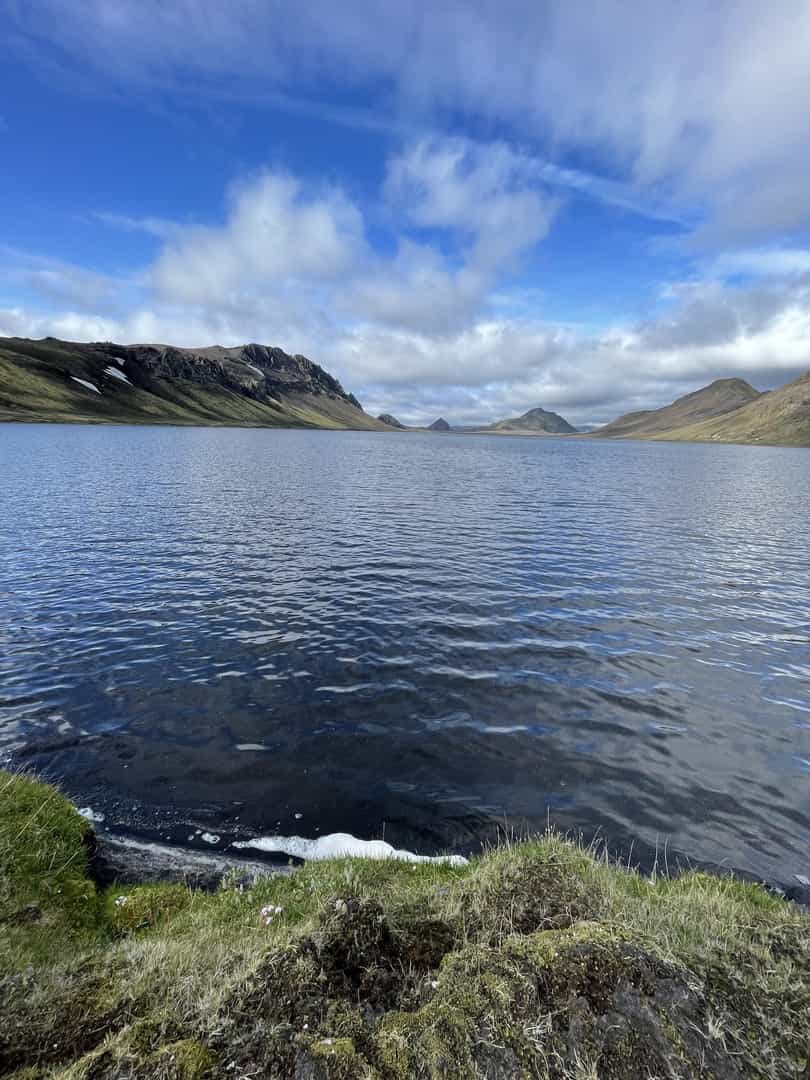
[429,417,451,431]
[595,378,760,439]
[377,413,406,429]
[652,371,810,447]
[487,406,577,434]
[0,337,386,430]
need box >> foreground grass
[1,771,807,1079]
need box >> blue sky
[2,1,810,426]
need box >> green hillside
[594,378,761,440]
[657,371,810,447]
[0,337,386,431]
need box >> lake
[1,423,808,886]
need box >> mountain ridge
[590,372,810,446]
[0,336,386,431]
[644,371,810,446]
[594,378,761,440]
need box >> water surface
[1,424,808,884]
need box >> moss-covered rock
[150,1038,216,1079]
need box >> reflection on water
[1,424,808,884]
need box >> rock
[377,413,406,428]
[428,417,451,431]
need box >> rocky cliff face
[112,342,364,410]
[0,336,385,430]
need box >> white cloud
[8,0,810,243]
[4,145,810,428]
[707,248,810,280]
[91,211,180,239]
[386,137,559,269]
[151,172,365,305]
[339,137,560,333]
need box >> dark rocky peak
[429,417,451,431]
[110,341,364,410]
[378,413,406,428]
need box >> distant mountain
[487,406,577,434]
[595,378,760,440]
[652,371,810,447]
[429,417,451,431]
[0,337,387,431]
[377,413,406,429]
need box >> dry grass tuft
[1,769,807,1078]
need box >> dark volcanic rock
[377,413,406,428]
[428,417,451,431]
[121,341,363,408]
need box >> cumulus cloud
[7,234,810,430]
[332,272,810,427]
[3,128,810,426]
[386,138,559,269]
[151,173,365,305]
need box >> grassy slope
[594,379,762,440]
[488,408,577,435]
[0,340,386,431]
[1,771,808,1079]
[654,371,810,447]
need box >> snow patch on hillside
[70,376,101,394]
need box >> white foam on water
[232,831,468,866]
[201,832,221,845]
[104,365,131,384]
[70,376,101,394]
[78,807,105,823]
[235,743,269,751]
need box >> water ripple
[1,425,808,883]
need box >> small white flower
[114,895,128,907]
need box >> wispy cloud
[707,248,810,280]
[8,0,810,243]
[89,211,180,239]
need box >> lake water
[1,423,808,886]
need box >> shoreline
[3,415,809,448]
[2,769,808,1077]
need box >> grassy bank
[1,770,807,1079]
